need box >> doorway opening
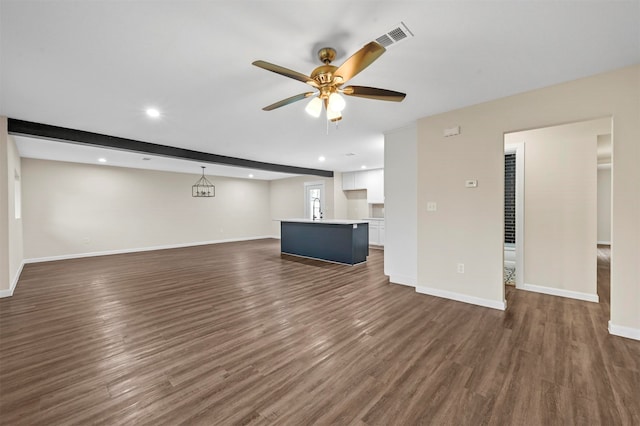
[596,134,612,310]
[503,117,612,308]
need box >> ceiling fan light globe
[326,108,342,121]
[305,97,322,118]
[328,92,346,112]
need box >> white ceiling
[14,135,297,180]
[1,1,638,178]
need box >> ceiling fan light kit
[326,108,342,122]
[305,97,323,118]
[252,41,406,122]
[328,92,346,112]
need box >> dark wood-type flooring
[1,240,638,425]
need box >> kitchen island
[279,219,369,265]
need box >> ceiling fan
[252,41,406,122]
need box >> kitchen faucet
[312,197,323,220]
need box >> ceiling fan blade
[333,42,386,85]
[252,60,319,88]
[342,86,406,102]
[262,92,315,111]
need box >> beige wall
[0,117,24,295]
[597,166,612,244]
[268,175,336,237]
[506,118,610,298]
[345,189,368,220]
[333,172,348,220]
[410,64,639,331]
[22,159,272,259]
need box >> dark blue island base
[280,220,369,265]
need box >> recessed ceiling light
[318,156,326,162]
[361,165,367,169]
[145,107,160,118]
[98,158,107,163]
[142,157,151,161]
[248,174,254,178]
[345,153,356,156]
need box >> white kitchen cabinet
[342,169,384,204]
[367,219,385,246]
[368,221,378,245]
[342,171,356,190]
[354,171,368,190]
[366,169,384,204]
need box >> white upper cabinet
[341,169,384,203]
[342,171,367,190]
[354,171,369,190]
[366,169,384,204]
[342,171,356,190]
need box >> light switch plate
[465,179,478,188]
[427,202,437,212]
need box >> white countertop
[278,218,369,225]
[362,217,385,221]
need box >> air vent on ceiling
[375,21,414,48]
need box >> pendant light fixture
[192,166,215,197]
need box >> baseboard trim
[522,283,599,303]
[388,274,417,287]
[24,236,276,264]
[0,261,25,298]
[597,241,611,245]
[415,285,506,311]
[608,321,640,341]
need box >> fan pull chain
[325,117,340,135]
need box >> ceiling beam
[8,118,334,178]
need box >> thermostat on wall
[465,179,478,188]
[443,125,461,137]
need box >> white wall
[384,124,417,286]
[398,64,639,337]
[0,117,24,296]
[7,134,23,292]
[21,158,273,260]
[597,165,612,244]
[0,117,10,293]
[506,118,610,301]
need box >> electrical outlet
[457,263,465,273]
[82,237,90,245]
